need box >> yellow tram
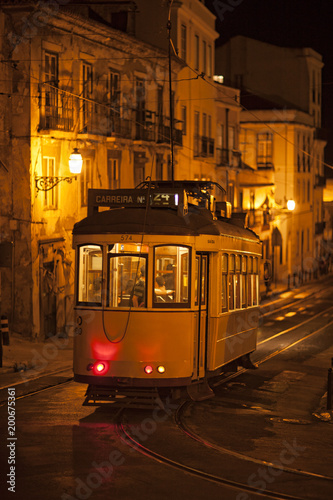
[72,181,261,403]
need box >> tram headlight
[144,365,153,374]
[157,365,165,374]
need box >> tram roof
[73,205,259,241]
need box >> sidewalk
[0,331,73,390]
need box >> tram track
[116,414,306,500]
[260,278,332,318]
[115,301,333,500]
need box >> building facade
[216,36,326,286]
[0,1,184,338]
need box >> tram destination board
[88,188,183,215]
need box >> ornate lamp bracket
[35,176,75,193]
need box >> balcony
[247,208,273,231]
[194,135,215,158]
[315,221,325,235]
[315,175,326,187]
[38,90,75,131]
[38,91,182,145]
[216,148,241,167]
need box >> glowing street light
[287,199,296,211]
[69,148,83,174]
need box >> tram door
[195,253,208,379]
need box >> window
[229,254,235,310]
[235,255,241,309]
[194,111,200,156]
[257,133,273,167]
[81,62,93,131]
[80,158,92,207]
[202,113,207,138]
[134,151,146,185]
[222,253,228,311]
[241,256,247,308]
[43,52,58,128]
[109,71,121,111]
[202,40,206,74]
[252,257,258,306]
[247,257,253,306]
[156,153,163,180]
[181,24,187,61]
[108,243,148,308]
[107,151,121,189]
[42,156,57,208]
[228,126,235,151]
[181,105,187,135]
[154,245,190,307]
[135,78,146,138]
[207,44,212,77]
[194,35,199,70]
[77,245,102,304]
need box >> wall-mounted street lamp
[287,199,296,211]
[35,148,83,193]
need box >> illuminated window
[247,256,253,306]
[235,255,241,309]
[154,245,190,307]
[222,253,228,312]
[229,254,235,310]
[77,245,102,304]
[257,133,273,167]
[108,253,147,308]
[252,257,258,305]
[241,255,247,308]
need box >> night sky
[205,0,333,168]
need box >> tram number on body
[120,235,133,241]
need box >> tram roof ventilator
[87,181,246,226]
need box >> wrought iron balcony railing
[194,135,214,158]
[39,92,182,145]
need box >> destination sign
[88,189,182,216]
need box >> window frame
[107,252,148,309]
[153,244,191,309]
[76,244,103,306]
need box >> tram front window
[108,248,147,307]
[154,245,190,307]
[77,245,102,304]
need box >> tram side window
[253,257,259,305]
[242,256,247,308]
[108,254,147,307]
[222,253,228,312]
[235,254,241,309]
[248,256,253,306]
[154,245,190,306]
[78,245,102,304]
[229,254,235,310]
